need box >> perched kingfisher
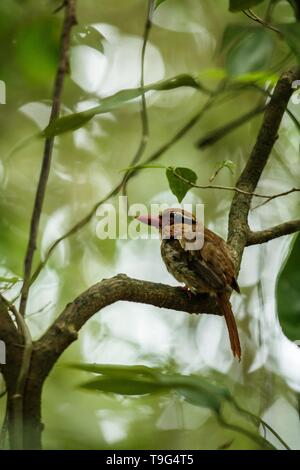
[137,208,241,360]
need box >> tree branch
[242,8,282,34]
[170,168,300,203]
[35,274,219,379]
[247,219,300,245]
[0,298,23,449]
[196,103,266,149]
[19,0,77,316]
[227,68,299,267]
[252,187,300,209]
[0,297,33,449]
[121,0,154,195]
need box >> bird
[137,208,241,360]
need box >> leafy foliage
[166,167,198,203]
[43,74,201,137]
[72,363,233,414]
[223,26,274,76]
[121,165,198,203]
[155,0,168,9]
[71,363,286,449]
[280,23,300,64]
[277,235,300,341]
[209,160,236,182]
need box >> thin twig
[29,184,123,287]
[53,1,67,14]
[171,168,300,202]
[252,187,300,209]
[232,400,291,450]
[242,8,282,34]
[19,0,77,317]
[247,219,300,245]
[121,0,154,195]
[217,414,275,450]
[196,104,266,149]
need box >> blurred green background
[0,0,300,450]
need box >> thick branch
[227,69,299,266]
[19,0,77,316]
[0,299,23,448]
[35,274,219,380]
[247,219,300,246]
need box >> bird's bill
[136,214,160,228]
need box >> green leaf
[43,74,200,137]
[229,0,265,12]
[70,363,159,379]
[172,376,230,414]
[280,23,300,64]
[43,113,93,137]
[277,234,300,341]
[155,0,168,8]
[221,160,235,174]
[0,276,20,284]
[209,160,236,182]
[80,377,166,395]
[225,28,274,76]
[221,24,253,52]
[74,363,281,449]
[76,363,231,413]
[166,167,198,203]
[233,70,278,85]
[198,68,228,82]
[72,25,105,54]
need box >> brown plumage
[138,208,241,360]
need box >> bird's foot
[178,285,193,300]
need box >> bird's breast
[160,239,214,294]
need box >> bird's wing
[187,244,228,291]
[183,227,237,292]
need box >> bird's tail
[218,292,241,360]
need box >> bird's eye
[182,216,195,225]
[174,213,183,224]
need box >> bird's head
[136,208,199,240]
